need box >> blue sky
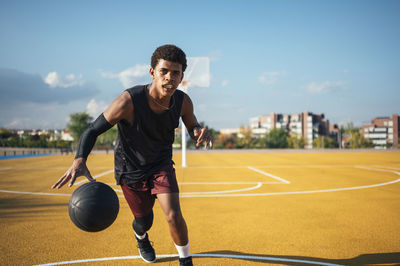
[0,0,399,130]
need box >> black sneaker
[179,256,193,266]
[136,234,156,263]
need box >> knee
[133,212,153,235]
[165,210,184,226]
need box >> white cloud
[258,71,286,85]
[304,81,348,94]
[86,99,108,119]
[45,72,84,88]
[5,118,32,129]
[0,68,97,104]
[101,64,150,88]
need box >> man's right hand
[51,158,95,189]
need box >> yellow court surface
[1,151,399,265]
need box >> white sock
[135,232,146,240]
[174,242,190,258]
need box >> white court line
[177,165,355,169]
[372,165,400,171]
[247,166,290,184]
[33,253,342,266]
[181,182,262,195]
[0,167,112,170]
[113,182,267,194]
[354,165,400,174]
[181,166,400,198]
[179,181,281,184]
[74,169,114,185]
[107,181,281,186]
[181,178,400,198]
[1,166,399,198]
[0,190,70,197]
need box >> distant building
[361,114,399,148]
[61,130,74,141]
[249,111,334,148]
[219,128,241,135]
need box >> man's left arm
[181,94,213,149]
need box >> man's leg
[133,211,154,237]
[153,165,193,265]
[157,193,188,246]
[120,180,156,263]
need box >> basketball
[68,181,119,232]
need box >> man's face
[150,59,184,97]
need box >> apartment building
[249,111,331,148]
[361,114,399,148]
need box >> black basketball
[68,181,119,232]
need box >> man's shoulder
[174,88,185,97]
[126,84,147,95]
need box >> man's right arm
[51,91,133,189]
[75,91,134,159]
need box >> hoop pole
[182,123,187,167]
[181,84,188,168]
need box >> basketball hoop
[179,57,210,167]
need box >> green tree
[346,131,374,148]
[186,121,218,149]
[214,133,237,149]
[265,128,289,148]
[312,136,336,148]
[236,127,254,149]
[287,134,305,149]
[95,125,118,148]
[0,128,13,140]
[67,112,93,144]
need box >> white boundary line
[180,166,400,198]
[372,165,400,171]
[34,253,342,266]
[176,165,355,169]
[0,167,112,170]
[178,181,281,185]
[181,178,400,198]
[1,166,399,198]
[113,182,267,195]
[181,182,262,195]
[0,190,71,196]
[354,165,400,174]
[247,166,290,184]
[74,169,114,185]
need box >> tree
[312,136,336,148]
[214,133,237,149]
[265,128,289,148]
[0,128,13,140]
[236,127,254,149]
[346,131,374,148]
[186,121,218,149]
[67,112,93,144]
[95,125,118,149]
[287,134,305,149]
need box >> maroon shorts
[120,164,179,218]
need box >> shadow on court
[0,197,66,219]
[156,250,400,265]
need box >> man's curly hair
[151,44,187,72]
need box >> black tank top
[114,85,185,184]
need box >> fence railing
[0,147,73,157]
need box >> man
[52,44,212,266]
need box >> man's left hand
[193,127,213,149]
